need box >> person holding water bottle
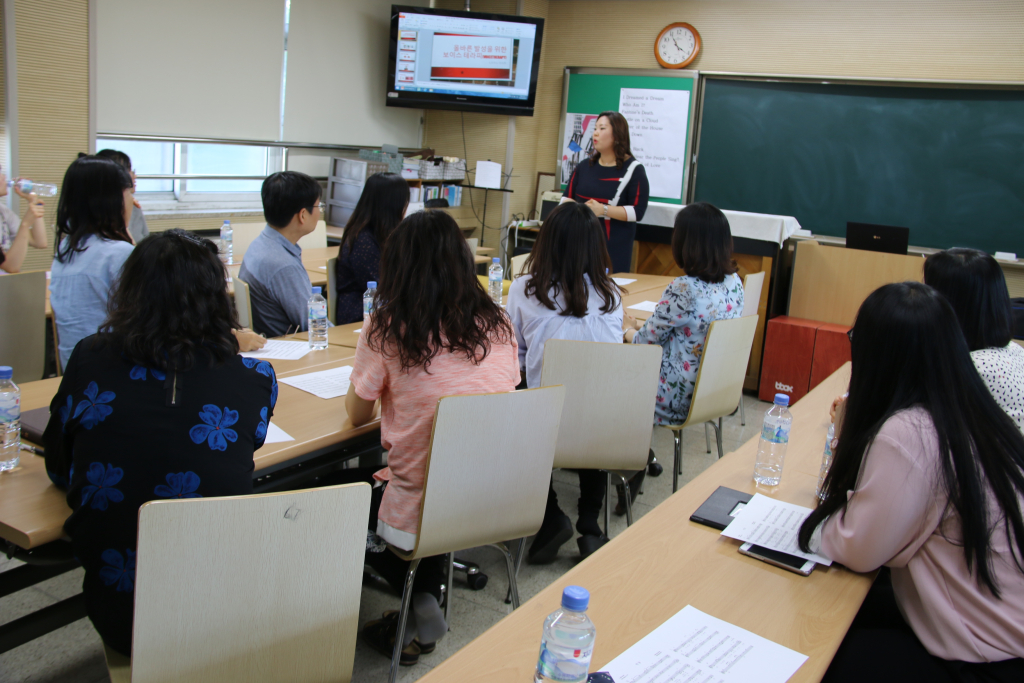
[797,283,1024,682]
[622,202,743,509]
[239,171,322,338]
[0,163,48,274]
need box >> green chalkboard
[560,69,697,204]
[693,78,1024,254]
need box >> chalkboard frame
[689,72,1024,253]
[557,67,700,205]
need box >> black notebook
[690,486,753,530]
[20,406,50,445]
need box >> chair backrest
[741,271,765,318]
[540,340,662,471]
[0,270,46,383]
[465,237,478,254]
[411,386,565,559]
[229,222,266,263]
[130,483,371,683]
[510,253,529,280]
[685,315,760,426]
[325,256,338,324]
[297,220,328,251]
[233,277,253,330]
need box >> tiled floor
[0,394,771,683]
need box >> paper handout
[720,493,832,566]
[627,300,659,313]
[278,366,354,400]
[613,277,637,286]
[240,340,312,361]
[264,422,294,444]
[602,605,807,683]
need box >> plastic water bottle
[7,179,57,197]
[363,281,377,324]
[753,393,792,487]
[535,586,596,683]
[816,423,836,501]
[0,367,21,472]
[219,220,233,265]
[307,287,328,349]
[488,257,503,306]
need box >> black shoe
[361,611,421,666]
[528,514,573,564]
[577,534,610,559]
[614,470,645,516]
[381,611,436,654]
[646,449,663,477]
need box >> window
[96,139,173,192]
[186,144,268,193]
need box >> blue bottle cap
[0,366,11,380]
[774,393,790,406]
[311,286,321,295]
[561,585,589,611]
[367,281,377,288]
[492,257,500,263]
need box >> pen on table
[20,443,43,456]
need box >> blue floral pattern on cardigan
[632,274,744,426]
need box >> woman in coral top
[346,209,519,665]
[799,282,1024,683]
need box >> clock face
[656,23,700,69]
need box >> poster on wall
[560,113,598,185]
[618,88,689,200]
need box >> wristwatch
[603,204,609,217]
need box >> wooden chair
[664,315,759,492]
[736,270,766,426]
[105,483,371,683]
[325,257,338,324]
[233,276,254,331]
[297,220,328,250]
[233,221,327,263]
[0,270,46,383]
[510,253,529,280]
[465,237,478,254]
[383,386,565,683]
[540,340,662,529]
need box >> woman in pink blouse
[799,282,1024,683]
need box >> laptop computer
[846,222,910,255]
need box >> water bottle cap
[561,585,589,611]
[311,286,321,295]
[222,220,230,224]
[0,366,11,380]
[492,257,500,263]
[367,281,377,288]
[774,393,790,406]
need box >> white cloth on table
[640,202,802,246]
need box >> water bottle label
[536,643,592,682]
[761,421,790,444]
[0,397,19,422]
[309,303,327,320]
[489,274,502,282]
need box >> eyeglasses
[847,328,854,343]
[310,202,326,214]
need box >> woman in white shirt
[506,201,625,562]
[924,248,1024,430]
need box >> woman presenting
[562,111,649,273]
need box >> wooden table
[610,272,674,297]
[0,351,376,550]
[417,364,867,683]
[621,289,665,322]
[287,322,362,350]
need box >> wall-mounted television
[387,5,544,117]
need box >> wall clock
[655,22,701,69]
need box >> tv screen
[387,5,544,117]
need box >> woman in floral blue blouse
[625,202,744,425]
[43,230,277,656]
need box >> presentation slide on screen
[394,12,537,100]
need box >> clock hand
[671,37,686,54]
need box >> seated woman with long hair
[346,210,519,665]
[43,230,278,656]
[924,248,1024,430]
[334,172,409,324]
[506,201,625,562]
[799,282,1024,683]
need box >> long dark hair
[100,230,239,372]
[589,111,632,169]
[672,202,737,284]
[55,156,133,263]
[924,248,1013,352]
[340,173,409,256]
[798,282,1024,596]
[366,210,511,371]
[523,202,622,317]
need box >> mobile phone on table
[739,543,816,576]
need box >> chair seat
[103,644,131,683]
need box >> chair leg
[705,423,711,453]
[388,558,420,683]
[672,430,683,493]
[604,471,611,538]
[739,397,746,426]
[505,537,527,605]
[717,417,724,459]
[615,474,635,527]
[444,553,455,623]
[490,542,521,609]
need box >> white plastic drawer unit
[330,182,362,204]
[326,202,354,228]
[331,157,368,182]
